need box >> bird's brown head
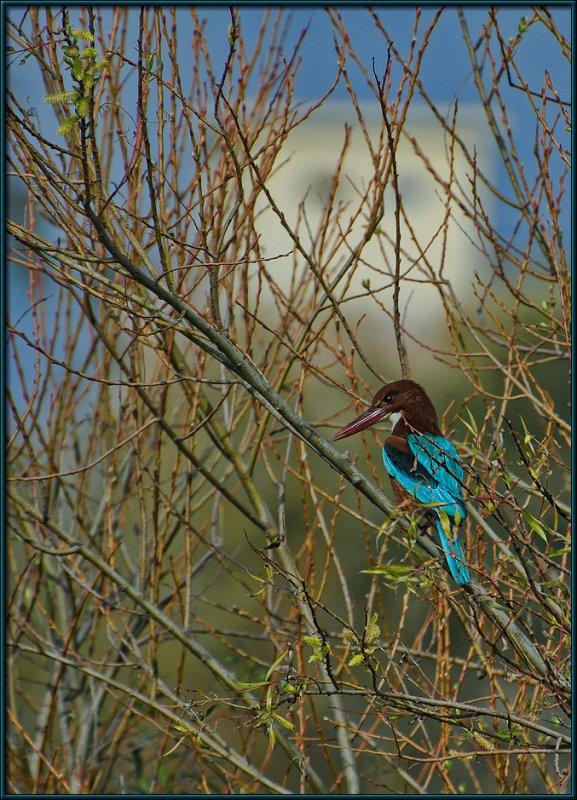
[332,379,440,441]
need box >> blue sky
[8,6,570,118]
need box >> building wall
[243,102,493,371]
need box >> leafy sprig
[44,26,107,135]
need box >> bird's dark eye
[384,394,393,404]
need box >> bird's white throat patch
[389,411,402,428]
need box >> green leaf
[366,624,380,644]
[460,407,477,436]
[161,735,186,758]
[495,724,522,741]
[94,57,108,72]
[265,649,288,681]
[523,511,548,542]
[438,509,452,540]
[58,115,79,135]
[361,565,413,577]
[472,731,495,750]
[308,650,323,664]
[348,653,365,667]
[267,724,276,749]
[234,680,268,690]
[272,713,293,730]
[173,723,193,733]
[70,28,94,41]
[71,62,85,81]
[44,90,76,104]
[519,416,535,453]
[283,678,307,697]
[76,96,90,117]
[202,703,218,720]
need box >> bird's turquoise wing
[407,433,465,502]
[381,445,462,517]
[383,435,466,520]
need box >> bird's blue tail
[434,516,470,585]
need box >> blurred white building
[248,101,493,370]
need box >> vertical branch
[373,52,410,378]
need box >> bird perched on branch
[333,379,470,585]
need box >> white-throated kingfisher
[333,379,470,585]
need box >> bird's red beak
[332,406,388,441]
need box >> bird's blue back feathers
[382,434,466,519]
[382,433,470,584]
[407,433,465,501]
